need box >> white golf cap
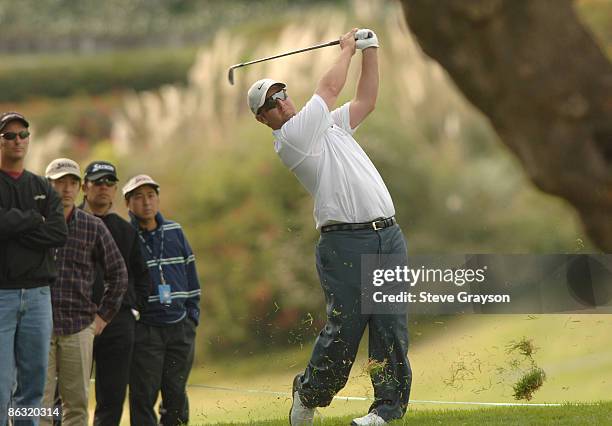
[122,174,160,198]
[247,78,286,114]
[45,158,81,180]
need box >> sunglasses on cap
[258,89,288,114]
[92,177,117,187]
[1,130,30,141]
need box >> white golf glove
[355,28,379,50]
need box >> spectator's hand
[94,314,108,335]
[339,28,358,56]
[356,29,379,50]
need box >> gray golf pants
[297,224,412,422]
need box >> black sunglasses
[1,130,30,141]
[92,177,117,187]
[258,89,288,114]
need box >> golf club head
[227,67,235,85]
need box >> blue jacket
[130,212,200,326]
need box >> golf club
[227,31,372,85]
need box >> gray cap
[122,174,160,198]
[247,78,285,114]
[45,158,81,180]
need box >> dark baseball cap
[0,112,29,132]
[84,161,119,182]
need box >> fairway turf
[204,401,612,425]
[183,314,612,424]
[91,315,612,424]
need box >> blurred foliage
[2,93,119,135]
[2,0,607,103]
[577,0,612,51]
[0,0,347,53]
[0,48,196,102]
[13,0,610,359]
[0,0,349,101]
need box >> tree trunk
[400,0,612,251]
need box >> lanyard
[138,225,166,284]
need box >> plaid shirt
[52,208,127,335]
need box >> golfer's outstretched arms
[350,45,379,129]
[315,28,357,110]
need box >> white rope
[187,383,563,407]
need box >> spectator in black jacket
[80,160,152,426]
[0,112,68,426]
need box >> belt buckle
[372,220,383,231]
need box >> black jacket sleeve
[130,231,152,312]
[0,207,43,239]
[18,182,68,249]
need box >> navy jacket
[130,212,200,326]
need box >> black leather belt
[320,217,396,233]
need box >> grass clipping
[443,336,547,401]
[505,337,547,401]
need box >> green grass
[203,402,612,425]
[90,314,611,425]
[181,315,612,424]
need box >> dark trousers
[158,340,194,424]
[298,224,412,422]
[129,319,196,426]
[92,307,136,426]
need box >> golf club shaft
[233,39,340,69]
[228,31,371,84]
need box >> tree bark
[400,0,612,251]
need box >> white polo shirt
[272,94,395,229]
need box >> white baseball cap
[122,174,160,198]
[45,158,81,180]
[247,78,286,114]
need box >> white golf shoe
[289,374,315,425]
[351,412,387,426]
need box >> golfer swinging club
[248,28,412,426]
